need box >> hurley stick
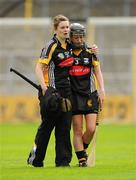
[87,103,101,167]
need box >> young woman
[27,15,74,167]
[69,23,105,167]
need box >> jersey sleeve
[92,53,100,67]
[37,40,57,65]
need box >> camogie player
[27,15,73,167]
[69,23,105,167]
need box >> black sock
[75,150,86,163]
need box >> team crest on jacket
[87,99,92,107]
[58,53,65,59]
[69,66,90,76]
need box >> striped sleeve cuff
[93,60,100,66]
[37,58,49,65]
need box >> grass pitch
[0,123,136,180]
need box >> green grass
[0,123,136,180]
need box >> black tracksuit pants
[30,104,72,166]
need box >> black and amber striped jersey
[69,47,100,95]
[37,35,74,94]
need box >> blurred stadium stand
[87,17,136,95]
[0,17,136,95]
[0,0,136,18]
[0,18,52,95]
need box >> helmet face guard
[70,23,86,37]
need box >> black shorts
[72,91,99,115]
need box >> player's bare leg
[82,114,97,146]
[72,115,87,167]
[82,114,97,162]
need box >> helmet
[70,23,86,37]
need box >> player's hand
[41,85,47,96]
[91,44,99,54]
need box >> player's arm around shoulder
[86,44,99,54]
